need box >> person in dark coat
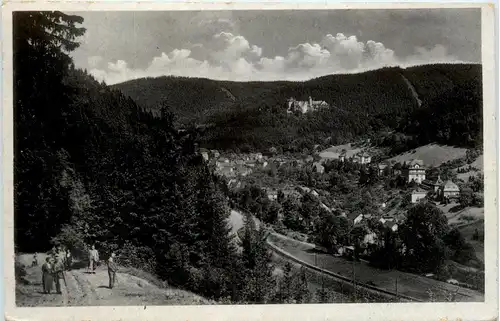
[107,252,117,289]
[53,256,66,294]
[41,257,53,294]
[66,249,72,271]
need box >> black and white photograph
[3,2,497,321]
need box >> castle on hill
[287,96,329,114]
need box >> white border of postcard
[2,2,497,321]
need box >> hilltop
[113,63,482,153]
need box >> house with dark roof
[385,221,399,232]
[266,189,278,201]
[352,152,371,164]
[312,162,325,174]
[377,163,389,176]
[411,188,428,203]
[339,150,347,162]
[403,159,426,184]
[422,175,444,192]
[440,180,460,199]
[360,152,372,164]
[217,165,236,178]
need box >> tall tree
[399,203,449,273]
[14,12,86,251]
[240,215,276,303]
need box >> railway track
[266,240,421,302]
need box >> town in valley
[13,9,486,307]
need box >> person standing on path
[58,246,66,269]
[32,253,38,267]
[88,245,99,274]
[107,252,117,289]
[41,257,53,294]
[53,256,66,294]
[66,249,72,271]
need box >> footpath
[15,254,209,307]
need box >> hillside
[113,63,482,152]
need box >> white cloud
[88,32,462,85]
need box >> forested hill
[113,63,483,152]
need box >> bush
[51,224,89,259]
[435,263,456,281]
[116,241,157,275]
[15,260,27,282]
[472,228,480,241]
[473,193,484,207]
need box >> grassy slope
[456,155,484,180]
[387,144,468,167]
[458,220,485,263]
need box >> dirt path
[16,255,209,307]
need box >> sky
[70,9,481,85]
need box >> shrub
[473,193,484,207]
[116,241,157,275]
[51,224,89,259]
[472,228,480,241]
[15,260,27,283]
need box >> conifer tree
[14,11,86,251]
[240,214,275,303]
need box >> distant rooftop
[412,188,427,194]
[442,180,459,190]
[408,159,425,167]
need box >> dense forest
[14,11,323,303]
[114,63,483,153]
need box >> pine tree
[240,214,276,303]
[277,262,294,303]
[14,12,86,251]
[293,267,311,303]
